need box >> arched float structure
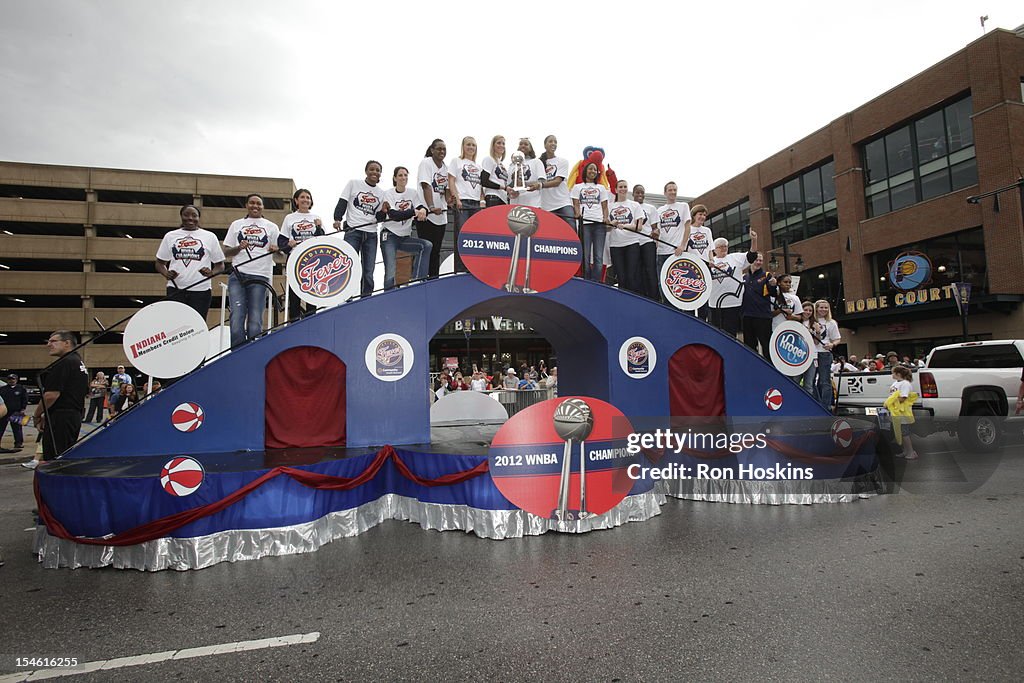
[34,274,881,571]
[64,276,832,457]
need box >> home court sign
[846,250,959,314]
[844,283,960,314]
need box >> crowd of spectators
[433,362,556,398]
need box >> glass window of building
[862,93,976,217]
[768,159,838,243]
[793,262,843,311]
[707,198,751,252]
[871,227,987,298]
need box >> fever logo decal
[660,255,712,310]
[618,337,656,379]
[365,333,414,382]
[286,236,361,307]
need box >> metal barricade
[487,387,554,417]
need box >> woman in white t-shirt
[416,139,451,279]
[798,300,818,395]
[480,135,509,208]
[448,137,484,273]
[538,134,574,228]
[570,163,610,281]
[771,274,802,331]
[810,299,842,409]
[508,138,544,209]
[381,166,431,290]
[279,188,324,319]
[606,179,644,294]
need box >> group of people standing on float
[155,133,841,407]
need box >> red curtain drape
[668,344,726,417]
[265,346,346,448]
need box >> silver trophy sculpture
[505,206,539,294]
[552,398,594,522]
[509,151,528,193]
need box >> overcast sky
[2,0,1020,211]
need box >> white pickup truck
[835,340,1024,452]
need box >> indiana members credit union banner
[122,301,210,378]
[458,205,581,294]
[488,396,639,522]
[286,235,361,307]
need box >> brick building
[693,28,1024,360]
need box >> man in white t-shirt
[656,180,691,269]
[156,204,225,319]
[223,194,280,348]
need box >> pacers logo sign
[286,236,361,307]
[660,256,712,311]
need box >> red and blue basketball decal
[488,396,637,519]
[171,402,205,432]
[831,419,853,448]
[160,456,205,496]
[459,205,581,293]
[764,388,783,411]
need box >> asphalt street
[0,432,1022,681]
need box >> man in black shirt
[33,330,89,461]
[0,373,28,451]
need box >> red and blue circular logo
[660,256,712,310]
[459,205,581,294]
[488,396,638,522]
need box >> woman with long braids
[416,139,451,278]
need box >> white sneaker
[20,460,38,470]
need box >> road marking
[0,632,320,682]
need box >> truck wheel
[957,408,1002,453]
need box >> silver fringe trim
[34,490,667,572]
[656,470,884,505]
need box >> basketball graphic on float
[764,388,783,411]
[488,396,638,522]
[831,419,853,448]
[459,205,581,293]
[160,457,205,497]
[171,402,205,432]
